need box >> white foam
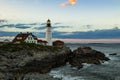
[82,63,92,69]
[62,75,85,80]
[49,68,85,80]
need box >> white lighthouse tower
[46,19,52,46]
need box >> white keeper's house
[12,32,37,44]
[12,32,47,45]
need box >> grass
[0,43,61,52]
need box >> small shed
[53,40,64,47]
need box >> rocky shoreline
[69,46,110,69]
[0,43,109,80]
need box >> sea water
[49,43,120,80]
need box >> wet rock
[109,53,117,55]
[0,72,5,80]
[23,73,61,80]
[0,44,71,80]
[20,53,69,74]
[69,46,110,68]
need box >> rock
[0,43,71,80]
[69,46,110,68]
[20,53,69,74]
[0,72,5,80]
[69,57,83,69]
[109,53,117,55]
[0,44,110,79]
[23,73,61,80]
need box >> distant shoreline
[0,36,120,43]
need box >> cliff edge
[0,43,71,80]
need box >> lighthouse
[46,19,52,46]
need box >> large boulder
[69,46,110,68]
[0,43,71,80]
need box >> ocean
[49,43,120,80]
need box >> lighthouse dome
[46,19,51,27]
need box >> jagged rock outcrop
[69,46,110,69]
[0,43,110,80]
[109,53,117,55]
[0,43,71,80]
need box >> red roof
[37,39,43,42]
[12,33,38,43]
[37,39,47,43]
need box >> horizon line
[0,36,120,43]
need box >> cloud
[0,22,39,29]
[34,25,71,31]
[15,23,37,26]
[54,23,61,25]
[53,26,71,28]
[16,26,30,29]
[0,19,7,23]
[34,26,46,30]
[60,0,77,7]
[15,24,31,29]
[0,24,31,29]
[83,24,93,29]
[40,23,46,25]
[0,22,70,32]
[0,20,120,39]
[0,24,15,28]
[0,27,120,39]
[0,22,41,32]
[52,27,120,39]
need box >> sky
[0,0,120,40]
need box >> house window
[28,37,32,40]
